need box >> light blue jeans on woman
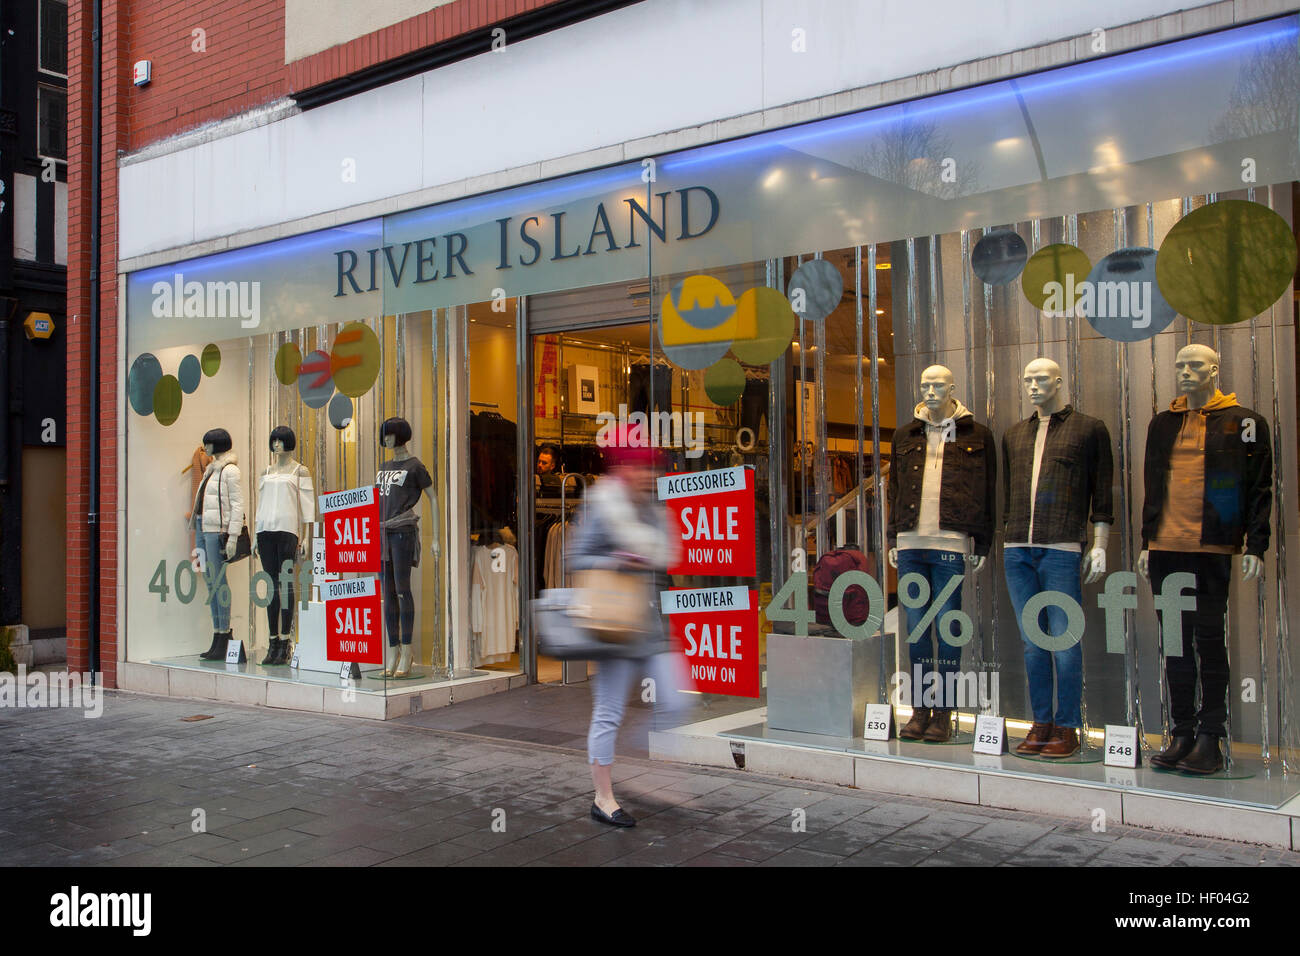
[587,652,686,766]
[201,531,232,632]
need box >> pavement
[1,685,1297,867]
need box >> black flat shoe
[590,803,636,828]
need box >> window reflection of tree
[1208,36,1300,142]
[851,113,985,199]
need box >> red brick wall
[67,0,125,684]
[121,0,573,153]
[67,0,573,685]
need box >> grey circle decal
[972,229,1029,286]
[178,354,202,394]
[787,259,843,322]
[128,353,163,416]
[328,392,354,430]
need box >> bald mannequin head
[919,365,958,419]
[1022,357,1065,414]
[1174,344,1221,407]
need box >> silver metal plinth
[767,633,871,738]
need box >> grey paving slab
[0,689,1293,869]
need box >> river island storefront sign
[333,185,721,297]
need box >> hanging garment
[470,543,520,665]
[544,519,572,590]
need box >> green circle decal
[703,358,746,407]
[1156,200,1298,326]
[1021,244,1092,313]
[153,375,183,426]
[729,287,796,365]
[128,353,163,416]
[201,344,222,377]
[331,322,381,398]
[275,342,303,386]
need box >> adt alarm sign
[324,576,383,665]
[658,466,756,577]
[662,587,760,698]
[320,486,380,573]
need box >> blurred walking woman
[567,429,680,827]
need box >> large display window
[122,15,1300,805]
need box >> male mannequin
[254,426,315,666]
[887,365,996,742]
[1139,345,1271,774]
[377,417,436,678]
[190,428,245,661]
[1002,359,1113,758]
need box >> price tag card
[1103,724,1140,768]
[863,703,894,741]
[339,661,353,680]
[224,640,243,665]
[972,715,1006,755]
[289,653,300,670]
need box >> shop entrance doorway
[525,320,663,684]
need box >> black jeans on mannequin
[1149,550,1232,738]
[382,528,418,646]
[256,531,299,635]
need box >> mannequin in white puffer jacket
[189,428,245,661]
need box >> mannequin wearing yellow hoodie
[1139,345,1272,775]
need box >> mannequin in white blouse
[254,426,315,666]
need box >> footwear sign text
[324,576,383,665]
[662,587,760,698]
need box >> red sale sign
[324,576,384,664]
[658,466,756,577]
[662,587,760,698]
[320,486,380,573]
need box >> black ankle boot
[261,637,281,666]
[198,631,225,660]
[1175,734,1223,775]
[1149,734,1195,770]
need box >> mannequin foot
[1149,734,1195,770]
[393,645,413,678]
[381,644,400,677]
[261,637,281,666]
[922,709,952,742]
[1175,734,1222,775]
[899,707,931,740]
[199,632,225,660]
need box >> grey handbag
[532,589,624,661]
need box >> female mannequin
[376,417,436,677]
[254,426,315,666]
[191,427,245,661]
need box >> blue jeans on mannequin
[896,548,965,709]
[1003,547,1083,728]
[201,531,231,632]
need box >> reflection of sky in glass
[662,17,1297,196]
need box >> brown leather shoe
[1039,726,1080,758]
[923,709,952,742]
[1015,722,1054,755]
[899,707,931,740]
